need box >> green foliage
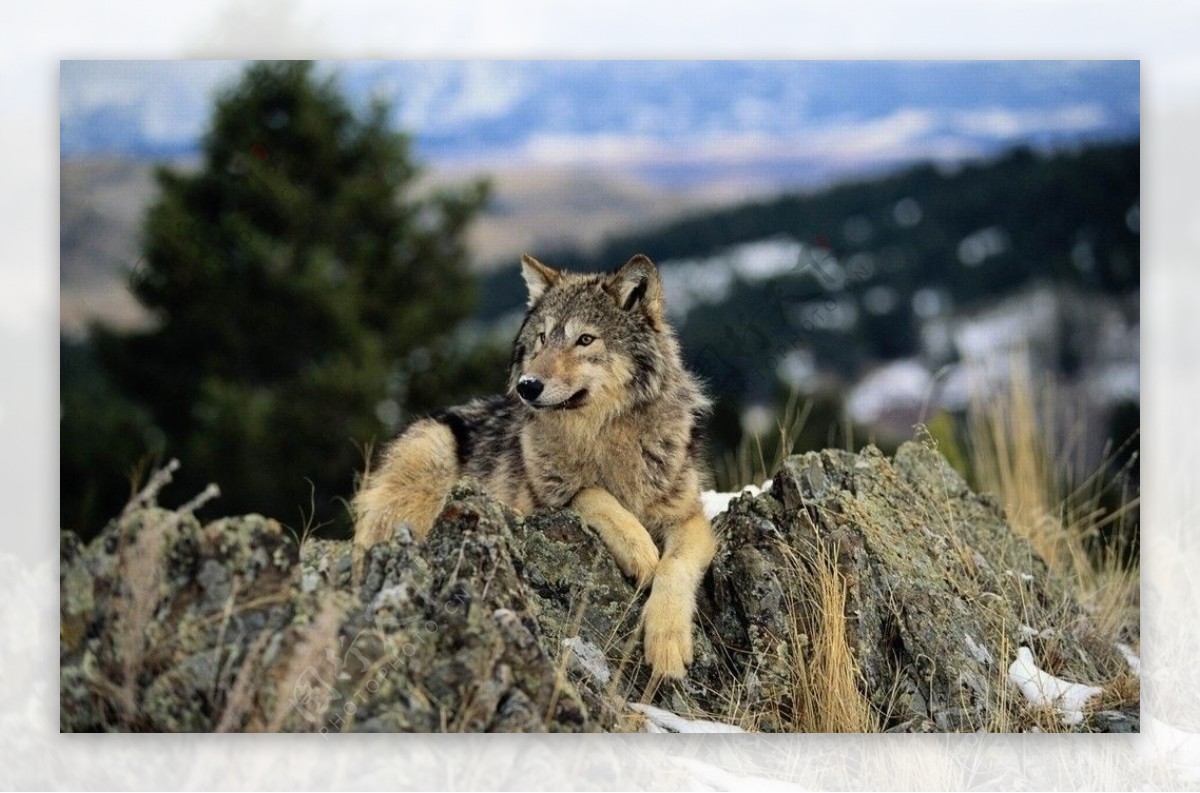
[75,61,491,538]
[61,337,164,535]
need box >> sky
[60,60,1139,187]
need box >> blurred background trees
[62,61,499,537]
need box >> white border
[5,1,1197,788]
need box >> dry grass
[262,598,344,732]
[715,391,813,492]
[112,510,167,720]
[110,458,183,719]
[770,543,877,733]
[960,354,1140,732]
[965,353,1140,646]
[214,630,272,733]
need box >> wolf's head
[509,253,680,417]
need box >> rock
[60,485,591,733]
[60,443,1136,732]
[706,442,1133,732]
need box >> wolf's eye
[577,334,595,347]
[537,332,546,345]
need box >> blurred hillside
[60,160,731,336]
[475,141,1139,487]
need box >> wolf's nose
[517,376,544,401]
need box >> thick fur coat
[353,254,717,679]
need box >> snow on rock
[1008,646,1104,726]
[700,480,771,520]
[1018,624,1056,641]
[1117,643,1141,676]
[629,703,745,733]
[561,636,611,686]
[964,634,994,665]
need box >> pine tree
[90,61,490,534]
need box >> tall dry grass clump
[964,352,1140,646]
[715,391,813,491]
[778,544,878,733]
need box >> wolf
[352,253,717,680]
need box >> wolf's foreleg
[352,419,459,577]
[570,487,660,589]
[642,510,717,679]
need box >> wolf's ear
[520,254,560,306]
[605,254,664,325]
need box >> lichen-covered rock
[707,442,1133,732]
[60,443,1135,732]
[60,484,592,733]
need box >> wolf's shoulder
[427,393,523,467]
[430,393,521,426]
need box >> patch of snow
[912,287,949,319]
[957,226,1009,267]
[951,287,1060,362]
[777,348,818,391]
[561,636,611,685]
[658,237,822,318]
[731,238,808,282]
[1008,646,1104,726]
[964,634,995,665]
[1089,362,1140,402]
[740,404,775,437]
[892,196,923,227]
[846,359,933,425]
[862,285,899,315]
[629,703,745,733]
[701,482,766,520]
[1071,238,1097,273]
[1126,203,1140,234]
[1117,642,1141,676]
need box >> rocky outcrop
[60,441,1136,732]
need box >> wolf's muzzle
[516,376,544,402]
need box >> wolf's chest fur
[519,402,693,526]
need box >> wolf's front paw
[643,592,692,679]
[611,533,660,590]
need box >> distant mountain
[59,157,728,334]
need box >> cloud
[506,108,961,170]
[953,103,1109,138]
[388,62,530,132]
[60,61,242,153]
